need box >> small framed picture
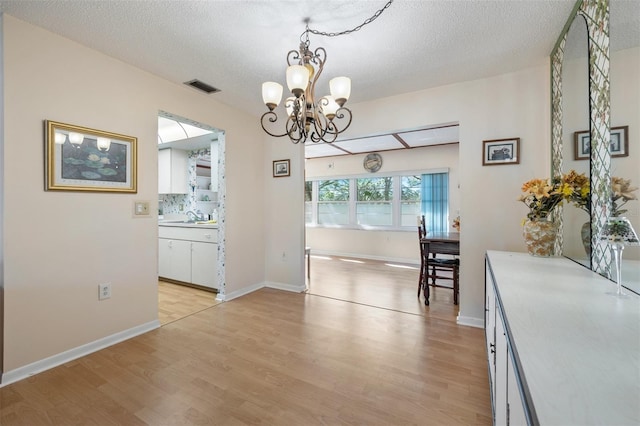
[482,138,520,166]
[273,159,290,177]
[573,126,629,160]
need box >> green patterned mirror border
[551,0,611,277]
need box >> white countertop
[486,251,640,425]
[158,221,218,229]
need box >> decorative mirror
[560,15,591,268]
[551,0,610,276]
[552,0,639,294]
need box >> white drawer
[159,226,218,243]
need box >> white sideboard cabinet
[485,250,640,426]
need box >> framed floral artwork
[45,120,137,192]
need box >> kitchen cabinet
[158,225,218,290]
[158,148,188,194]
[158,238,191,283]
[191,241,218,288]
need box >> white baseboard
[217,281,264,302]
[309,249,419,266]
[0,320,160,388]
[265,281,306,293]
[457,314,484,328]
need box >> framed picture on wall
[482,138,520,166]
[45,120,137,192]
[573,126,629,160]
[273,159,290,177]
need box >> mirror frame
[551,0,611,277]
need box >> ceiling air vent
[184,79,220,94]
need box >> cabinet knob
[205,234,212,239]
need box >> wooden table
[421,231,460,256]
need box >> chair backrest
[417,215,427,240]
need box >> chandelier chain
[302,0,393,39]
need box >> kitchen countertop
[158,220,218,229]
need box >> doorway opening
[157,111,226,324]
[303,123,460,316]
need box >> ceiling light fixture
[260,0,393,144]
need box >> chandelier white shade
[329,76,351,106]
[262,82,283,110]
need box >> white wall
[1,15,265,373]
[264,64,551,326]
[304,143,460,263]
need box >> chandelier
[260,1,393,144]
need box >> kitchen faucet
[185,210,202,221]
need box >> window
[306,171,449,230]
[317,179,350,225]
[304,181,313,224]
[401,175,421,227]
[356,177,393,226]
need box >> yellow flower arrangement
[563,170,590,213]
[518,176,569,221]
[611,177,638,217]
[519,171,637,221]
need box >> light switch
[134,201,150,216]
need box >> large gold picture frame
[45,120,137,193]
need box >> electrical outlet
[99,283,111,300]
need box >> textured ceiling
[1,0,637,157]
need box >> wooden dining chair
[424,245,459,305]
[417,216,428,298]
[418,215,459,306]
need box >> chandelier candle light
[260,1,393,144]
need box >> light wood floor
[158,280,221,325]
[307,254,458,321]
[0,259,491,425]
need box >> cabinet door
[495,310,508,426]
[158,238,172,278]
[158,149,188,194]
[507,352,528,426]
[191,242,218,289]
[158,238,191,283]
[485,265,497,412]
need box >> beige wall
[1,15,265,372]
